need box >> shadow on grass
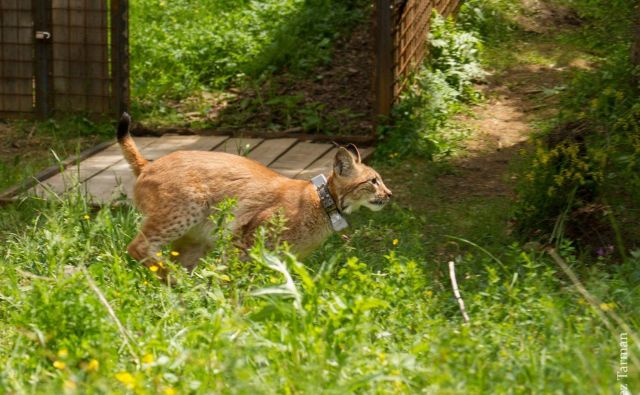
[134,0,375,137]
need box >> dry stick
[82,268,140,364]
[448,261,470,324]
[547,248,640,366]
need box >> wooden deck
[30,136,373,203]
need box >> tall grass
[0,191,637,393]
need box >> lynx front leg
[127,216,195,283]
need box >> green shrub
[513,2,640,255]
[457,0,520,43]
[378,14,485,160]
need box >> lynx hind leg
[171,220,214,272]
[127,210,205,281]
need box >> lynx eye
[370,178,378,185]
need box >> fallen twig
[82,268,140,365]
[448,261,470,324]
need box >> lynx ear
[334,147,357,177]
[345,143,361,163]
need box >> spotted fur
[117,113,392,281]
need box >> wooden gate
[373,0,461,117]
[0,0,129,118]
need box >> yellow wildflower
[149,265,159,272]
[83,214,90,220]
[600,303,615,311]
[85,359,99,372]
[164,388,177,395]
[170,251,180,257]
[57,348,69,358]
[64,380,77,390]
[115,372,136,389]
[53,360,66,369]
[392,239,399,246]
[219,274,231,282]
[156,252,163,257]
[157,261,165,268]
[142,353,154,364]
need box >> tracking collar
[311,174,349,232]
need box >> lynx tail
[117,112,148,177]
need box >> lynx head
[328,144,392,214]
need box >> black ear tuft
[334,147,357,177]
[345,143,361,163]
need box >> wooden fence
[373,0,461,118]
[0,0,129,118]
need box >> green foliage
[378,14,484,161]
[130,0,368,104]
[514,1,640,254]
[457,0,520,44]
[0,117,112,191]
[429,15,486,95]
[1,192,638,392]
[560,0,634,54]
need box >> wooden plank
[80,160,132,203]
[2,140,114,203]
[295,148,338,180]
[246,138,297,166]
[295,147,375,180]
[270,142,332,178]
[84,135,229,203]
[32,137,157,196]
[213,138,263,156]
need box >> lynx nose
[385,188,392,199]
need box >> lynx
[117,113,392,279]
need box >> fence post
[374,0,393,120]
[34,0,52,118]
[111,0,130,115]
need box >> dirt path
[436,1,588,202]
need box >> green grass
[1,0,639,392]
[129,0,368,110]
[0,167,638,393]
[0,117,113,192]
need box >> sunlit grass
[0,181,638,393]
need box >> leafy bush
[457,0,520,43]
[378,14,485,160]
[429,15,486,95]
[514,2,640,255]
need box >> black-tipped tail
[117,112,131,142]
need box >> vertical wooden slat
[633,2,640,89]
[373,0,461,119]
[86,0,108,113]
[111,0,129,115]
[374,0,393,118]
[0,0,35,116]
[34,0,52,117]
[50,0,111,114]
